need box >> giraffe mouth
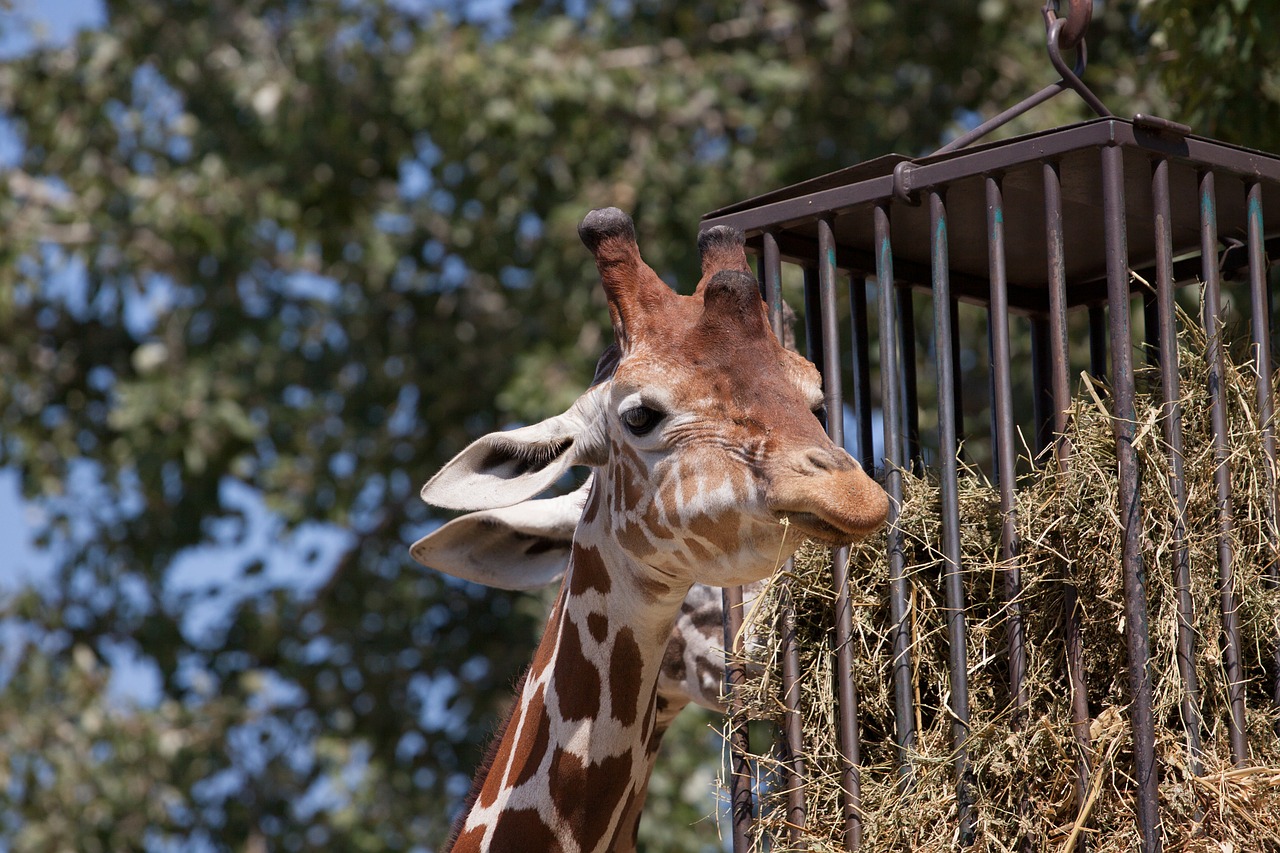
[776,511,856,545]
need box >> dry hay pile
[732,317,1280,851]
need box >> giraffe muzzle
[768,450,890,543]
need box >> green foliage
[0,0,1237,849]
[1142,0,1280,151]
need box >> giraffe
[420,208,888,853]
[413,477,761,851]
[412,304,799,722]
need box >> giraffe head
[422,208,887,589]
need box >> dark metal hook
[1044,0,1093,52]
[1045,16,1111,118]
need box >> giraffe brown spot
[530,587,567,680]
[620,458,646,512]
[448,824,486,853]
[687,507,748,554]
[582,484,602,526]
[661,631,688,683]
[549,746,634,853]
[476,701,522,810]
[646,712,671,755]
[696,657,722,698]
[609,627,642,727]
[587,612,609,644]
[554,619,600,721]
[615,518,656,558]
[569,544,611,596]
[508,685,551,789]
[643,693,657,739]
[633,568,672,601]
[690,605,723,638]
[685,537,714,564]
[487,807,565,853]
[623,803,644,850]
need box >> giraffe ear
[409,479,587,589]
[420,385,607,511]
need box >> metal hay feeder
[706,3,1280,851]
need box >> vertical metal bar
[930,189,974,845]
[1088,305,1108,380]
[1043,162,1073,453]
[1144,287,1162,369]
[1044,159,1092,826]
[763,232,785,343]
[1245,182,1280,727]
[875,202,917,787]
[897,285,923,471]
[1152,158,1205,778]
[985,175,1028,719]
[804,266,824,371]
[778,593,806,845]
[763,232,807,844]
[1199,169,1248,767]
[819,216,862,850]
[1030,317,1055,458]
[723,583,753,853]
[1102,144,1161,852]
[950,296,966,456]
[849,278,875,472]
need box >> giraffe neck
[447,498,692,853]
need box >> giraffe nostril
[800,447,855,474]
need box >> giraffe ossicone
[420,208,889,853]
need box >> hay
[730,313,1280,851]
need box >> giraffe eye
[812,404,828,429]
[621,405,664,436]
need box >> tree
[0,0,1193,849]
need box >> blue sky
[0,0,358,707]
[0,0,105,58]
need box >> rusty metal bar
[1030,317,1055,457]
[763,232,785,343]
[723,582,754,853]
[1199,169,1249,767]
[1151,158,1205,779]
[930,189,975,845]
[819,216,863,850]
[875,202,917,786]
[986,175,1029,719]
[763,232,808,844]
[1044,158,1092,826]
[1247,182,1280,727]
[779,584,806,845]
[898,285,923,472]
[804,266,824,381]
[849,277,875,472]
[1143,287,1161,368]
[1088,304,1107,380]
[949,297,966,461]
[1103,143,1161,852]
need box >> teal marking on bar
[994,207,1003,226]
[828,247,837,267]
[1201,187,1217,225]
[1249,193,1264,228]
